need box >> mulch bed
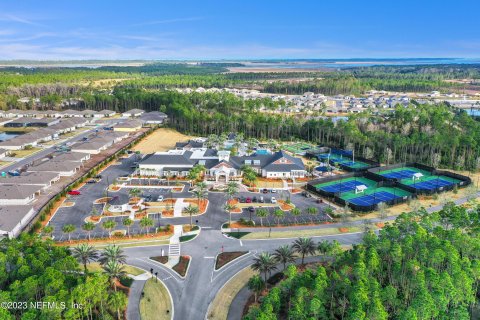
[338,227,349,233]
[215,251,248,270]
[151,256,168,264]
[173,256,190,277]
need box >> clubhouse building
[139,148,306,182]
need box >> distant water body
[243,58,480,69]
[0,132,19,142]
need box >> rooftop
[0,205,34,234]
[0,184,43,199]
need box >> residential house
[0,184,43,205]
[0,205,35,238]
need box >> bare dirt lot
[132,128,196,154]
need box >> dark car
[87,179,97,184]
[95,174,102,179]
[239,196,246,203]
[262,189,269,194]
[252,196,258,203]
[248,206,255,213]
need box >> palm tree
[317,240,334,257]
[192,189,207,207]
[102,220,116,239]
[99,244,126,265]
[82,222,95,241]
[103,260,126,291]
[122,218,133,237]
[196,181,208,192]
[62,224,75,242]
[247,275,265,302]
[184,205,199,228]
[224,203,237,226]
[72,243,99,273]
[226,181,239,199]
[256,208,269,227]
[306,207,319,223]
[273,245,295,270]
[292,237,317,265]
[290,208,301,225]
[139,216,154,235]
[273,209,285,226]
[251,252,277,284]
[108,291,127,320]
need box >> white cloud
[0,14,45,26]
[130,17,204,27]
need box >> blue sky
[0,0,478,60]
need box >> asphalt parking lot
[48,156,332,241]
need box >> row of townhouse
[0,151,90,238]
[0,118,88,150]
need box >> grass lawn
[0,161,11,168]
[11,147,41,158]
[207,266,257,320]
[89,238,170,248]
[140,278,173,320]
[86,262,144,276]
[241,226,363,240]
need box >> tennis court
[284,142,316,154]
[319,153,370,170]
[315,177,376,193]
[377,167,431,180]
[402,175,461,191]
[341,187,411,206]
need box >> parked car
[317,199,323,204]
[95,174,102,179]
[302,191,312,198]
[262,189,269,194]
[157,195,164,202]
[259,196,265,203]
[246,197,252,203]
[248,206,255,213]
[271,197,277,204]
[68,190,81,195]
[239,196,246,203]
[252,196,258,203]
[270,189,277,193]
[87,179,97,184]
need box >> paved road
[123,224,364,320]
[1,129,93,173]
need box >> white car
[157,195,164,202]
[271,197,277,204]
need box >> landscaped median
[215,251,249,271]
[151,255,191,278]
[223,224,373,240]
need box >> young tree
[62,224,76,242]
[82,222,95,241]
[102,220,116,239]
[43,225,54,238]
[139,216,154,235]
[273,209,285,226]
[290,208,301,225]
[251,252,277,284]
[256,208,269,227]
[273,245,295,270]
[122,218,133,238]
[247,275,265,302]
[224,203,237,226]
[72,244,99,274]
[306,206,318,223]
[292,237,316,265]
[108,291,128,320]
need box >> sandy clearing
[132,128,196,154]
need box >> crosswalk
[168,243,181,257]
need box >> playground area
[283,142,316,155]
[377,167,463,192]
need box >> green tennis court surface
[284,142,316,154]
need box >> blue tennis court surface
[410,178,454,190]
[348,191,399,206]
[380,169,418,179]
[319,180,366,193]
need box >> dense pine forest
[244,203,480,320]
[1,63,480,170]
